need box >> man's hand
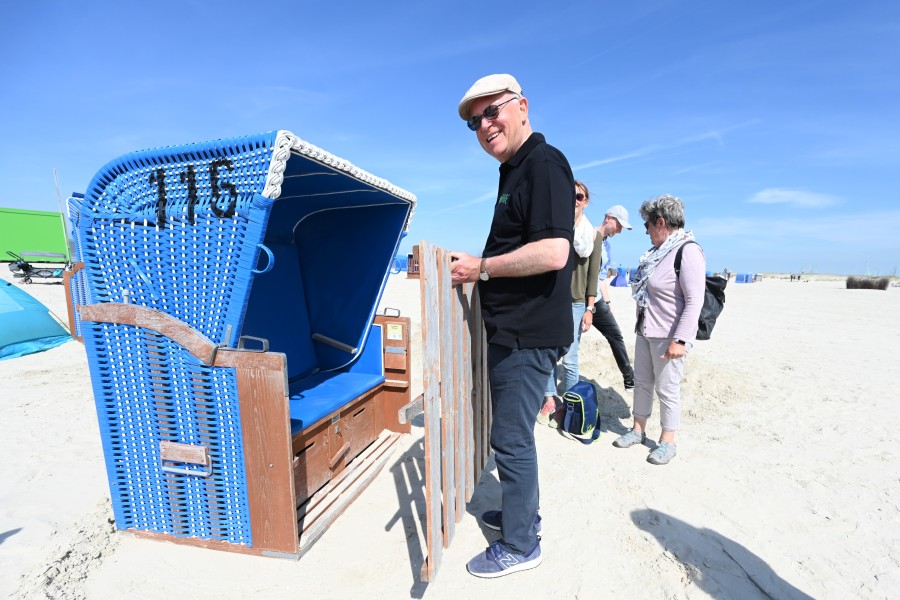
[580,310,592,332]
[450,251,480,285]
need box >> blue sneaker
[481,510,542,535]
[466,539,542,578]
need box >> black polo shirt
[479,132,575,349]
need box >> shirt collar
[502,132,544,168]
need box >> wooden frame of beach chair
[63,261,85,342]
[67,131,417,558]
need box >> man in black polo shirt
[450,74,574,578]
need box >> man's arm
[450,237,569,284]
[598,277,611,303]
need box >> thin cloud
[671,161,718,175]
[574,147,660,170]
[748,188,840,208]
[574,120,761,172]
[695,209,900,244]
[429,190,496,216]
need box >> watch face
[479,271,489,281]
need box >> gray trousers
[632,335,688,431]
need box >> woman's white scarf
[573,215,595,258]
[630,229,695,308]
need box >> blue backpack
[560,381,602,445]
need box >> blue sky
[2,0,898,275]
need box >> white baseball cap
[606,205,633,230]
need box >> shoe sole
[467,554,543,578]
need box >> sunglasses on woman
[467,96,519,131]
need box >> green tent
[0,207,69,262]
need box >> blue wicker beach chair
[68,131,416,558]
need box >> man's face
[469,93,528,163]
[606,215,623,238]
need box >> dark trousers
[487,343,562,554]
[591,301,634,378]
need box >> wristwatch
[479,257,490,281]
[588,305,596,314]
[674,339,686,345]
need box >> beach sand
[2,266,899,599]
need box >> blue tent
[610,267,629,287]
[0,281,70,360]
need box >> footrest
[297,430,400,556]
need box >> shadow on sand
[0,528,23,545]
[631,508,814,599]
[583,376,632,436]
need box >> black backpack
[674,241,726,340]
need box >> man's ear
[518,97,529,123]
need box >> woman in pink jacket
[613,194,706,465]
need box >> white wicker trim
[263,130,416,231]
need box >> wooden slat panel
[483,325,492,468]
[475,283,492,471]
[470,283,484,486]
[453,285,466,515]
[459,283,475,502]
[236,366,298,555]
[418,242,492,582]
[439,246,457,549]
[419,241,444,583]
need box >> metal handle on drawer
[161,464,213,477]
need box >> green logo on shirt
[498,193,509,205]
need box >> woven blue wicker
[74,133,280,545]
[72,130,416,549]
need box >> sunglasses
[467,96,519,131]
[644,217,659,231]
[575,193,586,202]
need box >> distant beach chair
[67,130,416,558]
[6,251,70,284]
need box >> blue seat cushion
[289,371,385,435]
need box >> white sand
[2,267,899,599]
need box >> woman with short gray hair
[613,194,705,465]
